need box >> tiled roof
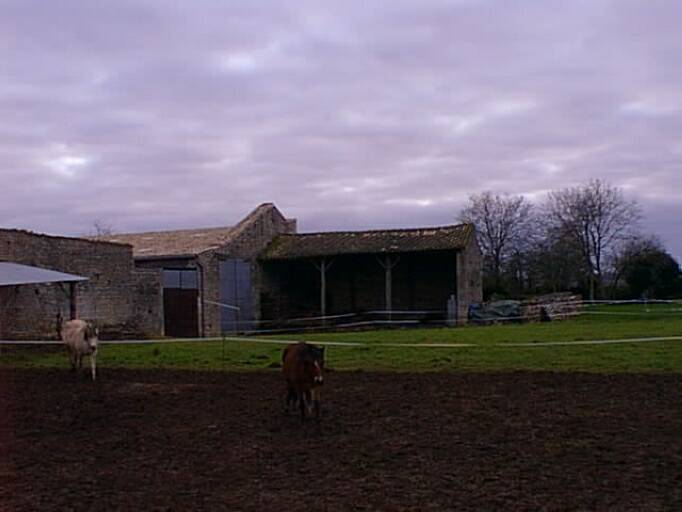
[94,203,289,259]
[97,226,237,258]
[260,224,473,260]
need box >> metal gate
[219,259,253,333]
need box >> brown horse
[282,342,325,421]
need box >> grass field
[2,304,681,373]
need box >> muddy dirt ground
[0,367,680,511]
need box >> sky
[1,0,680,259]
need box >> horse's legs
[311,388,321,421]
[285,386,297,413]
[77,354,83,372]
[304,389,313,416]
[299,391,307,422]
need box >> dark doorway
[163,269,199,338]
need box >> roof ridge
[98,204,279,239]
[96,224,239,258]
[95,204,286,258]
[0,227,130,248]
[102,225,235,238]
[279,223,472,237]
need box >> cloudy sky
[1,0,680,259]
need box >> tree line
[458,179,681,300]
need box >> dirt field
[1,368,680,511]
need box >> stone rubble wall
[521,293,583,321]
[0,229,162,340]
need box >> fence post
[447,295,457,327]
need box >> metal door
[219,259,253,333]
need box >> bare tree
[546,179,640,300]
[459,191,535,293]
[89,220,115,237]
[526,221,587,295]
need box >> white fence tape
[2,335,681,348]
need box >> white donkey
[58,315,99,381]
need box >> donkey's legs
[68,349,77,372]
[89,352,97,381]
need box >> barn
[99,203,296,337]
[0,203,482,339]
[258,224,482,327]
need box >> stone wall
[456,231,484,324]
[0,229,162,339]
[129,269,164,338]
[0,287,10,339]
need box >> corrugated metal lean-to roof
[0,262,88,287]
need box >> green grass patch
[0,342,284,372]
[2,304,681,373]
[274,304,682,347]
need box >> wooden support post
[313,259,333,327]
[320,261,326,319]
[385,257,392,321]
[377,255,399,322]
[69,282,78,320]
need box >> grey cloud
[1,0,680,261]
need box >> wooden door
[163,288,198,338]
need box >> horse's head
[312,359,323,385]
[310,345,325,385]
[85,324,99,351]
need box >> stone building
[0,229,161,340]
[1,203,482,339]
[100,203,296,337]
